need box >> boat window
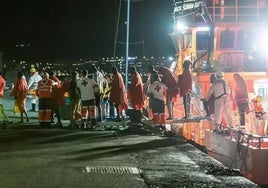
[186,32,192,48]
[181,34,185,49]
[196,31,209,51]
[220,29,234,48]
[238,30,254,50]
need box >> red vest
[37,79,53,98]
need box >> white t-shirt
[77,77,97,101]
[147,81,167,102]
[92,70,107,94]
[28,73,42,89]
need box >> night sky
[0,0,175,60]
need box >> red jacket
[50,76,65,106]
[178,68,192,97]
[128,71,144,110]
[110,71,128,111]
[158,66,178,101]
[0,76,5,98]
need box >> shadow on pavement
[67,137,185,162]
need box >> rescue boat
[169,0,268,186]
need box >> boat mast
[113,0,144,87]
[125,0,130,88]
[113,0,122,58]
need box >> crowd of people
[203,70,267,134]
[0,60,266,132]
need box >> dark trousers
[150,98,165,114]
[183,93,191,118]
[166,90,174,118]
[238,102,248,126]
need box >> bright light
[176,21,188,31]
[168,56,174,61]
[255,29,268,57]
[169,61,177,71]
[196,26,210,32]
[128,57,136,60]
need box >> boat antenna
[113,0,122,58]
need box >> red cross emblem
[82,80,88,87]
[154,85,161,92]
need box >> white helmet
[216,71,224,78]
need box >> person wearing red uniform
[37,72,54,128]
[49,70,64,128]
[10,71,29,123]
[110,66,128,121]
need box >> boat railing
[173,0,268,24]
[207,0,268,23]
[214,125,268,150]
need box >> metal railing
[207,0,268,23]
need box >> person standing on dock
[126,66,144,123]
[90,65,108,122]
[10,71,29,123]
[143,65,157,119]
[110,66,128,122]
[77,69,99,129]
[27,65,42,112]
[49,70,63,128]
[147,72,167,125]
[204,71,234,128]
[128,66,144,111]
[158,66,178,120]
[178,60,193,119]
[69,71,82,127]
